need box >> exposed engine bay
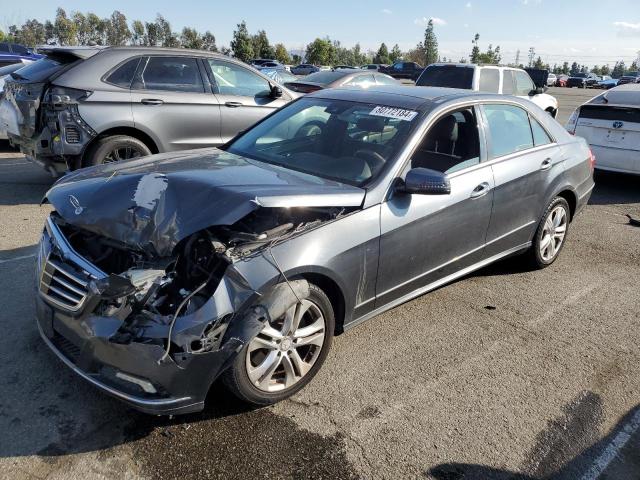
[52,205,351,359]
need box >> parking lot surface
[1,88,639,480]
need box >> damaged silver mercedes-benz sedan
[35,86,595,414]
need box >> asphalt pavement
[1,87,639,480]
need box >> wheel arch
[556,188,578,221]
[298,272,347,336]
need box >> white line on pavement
[580,408,640,480]
[0,253,35,265]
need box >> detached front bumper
[34,218,267,415]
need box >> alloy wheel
[246,299,326,392]
[539,205,567,262]
[102,146,145,164]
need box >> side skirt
[343,242,531,332]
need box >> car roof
[309,85,499,110]
[36,45,230,60]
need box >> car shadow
[589,170,640,206]
[428,402,640,480]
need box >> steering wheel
[354,149,386,175]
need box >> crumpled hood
[45,148,365,257]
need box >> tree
[390,44,402,63]
[107,11,130,46]
[54,8,77,45]
[561,61,569,75]
[406,42,425,64]
[73,12,91,45]
[180,27,204,49]
[292,54,302,64]
[470,33,480,64]
[274,43,291,64]
[230,21,254,62]
[374,42,390,64]
[631,60,639,72]
[305,37,333,65]
[144,20,160,46]
[612,61,625,78]
[131,20,145,45]
[569,62,579,75]
[478,44,501,64]
[201,31,217,51]
[252,30,275,59]
[0,29,6,42]
[600,64,611,76]
[533,56,545,69]
[155,14,179,47]
[423,19,439,66]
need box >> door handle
[540,158,552,170]
[470,182,490,199]
[225,101,243,108]
[141,98,164,105]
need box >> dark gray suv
[1,46,295,173]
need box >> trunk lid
[575,105,640,151]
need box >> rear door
[575,105,640,173]
[206,58,290,143]
[130,55,221,151]
[482,103,563,256]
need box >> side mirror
[532,86,545,95]
[270,84,283,98]
[399,167,451,195]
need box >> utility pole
[528,47,535,67]
[515,49,520,66]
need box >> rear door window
[479,69,500,93]
[104,57,141,88]
[208,59,271,97]
[483,104,534,158]
[416,65,474,89]
[529,116,553,146]
[502,70,515,94]
[136,56,205,93]
[514,71,535,96]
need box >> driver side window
[410,107,481,174]
[208,59,271,97]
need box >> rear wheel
[525,197,570,269]
[83,135,151,168]
[222,283,334,406]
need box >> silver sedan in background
[284,68,398,94]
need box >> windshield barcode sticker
[369,106,418,121]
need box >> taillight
[589,148,596,171]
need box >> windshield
[416,65,474,89]
[303,71,352,85]
[227,97,421,186]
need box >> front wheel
[221,283,334,406]
[525,197,570,269]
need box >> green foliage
[231,21,254,62]
[423,19,438,66]
[611,61,625,78]
[470,33,480,64]
[107,11,131,46]
[54,8,77,45]
[131,20,145,46]
[274,43,291,64]
[374,43,390,64]
[390,44,402,63]
[305,37,333,65]
[252,30,275,59]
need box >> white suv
[416,63,559,117]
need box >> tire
[221,283,335,406]
[83,135,151,168]
[525,197,570,269]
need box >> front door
[206,59,290,143]
[376,105,494,307]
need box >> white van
[566,84,640,175]
[416,63,559,117]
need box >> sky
[2,0,640,67]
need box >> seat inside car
[411,108,480,174]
